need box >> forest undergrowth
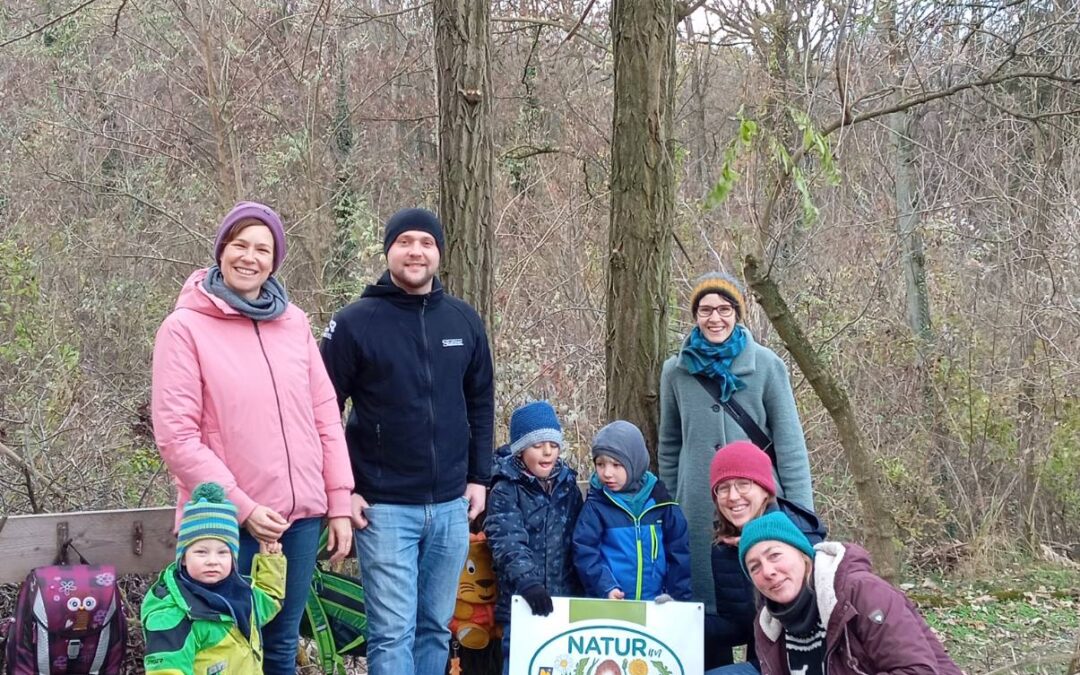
[2,559,1076,674]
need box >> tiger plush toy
[450,532,502,649]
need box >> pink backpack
[5,565,126,674]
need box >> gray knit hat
[591,420,650,492]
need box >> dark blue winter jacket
[319,272,494,504]
[573,473,692,601]
[711,498,827,649]
[484,445,583,624]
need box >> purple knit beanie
[213,202,287,273]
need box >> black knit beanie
[383,207,446,255]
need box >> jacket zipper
[420,297,438,501]
[253,320,297,519]
[635,528,644,599]
[603,494,678,601]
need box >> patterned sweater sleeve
[485,481,541,591]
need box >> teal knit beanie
[176,482,240,563]
[738,511,816,577]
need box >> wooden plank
[0,506,176,583]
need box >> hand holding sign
[520,584,554,616]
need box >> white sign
[509,595,704,675]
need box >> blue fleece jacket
[320,272,494,504]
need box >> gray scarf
[203,265,289,321]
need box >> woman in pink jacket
[151,201,354,675]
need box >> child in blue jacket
[485,400,583,673]
[573,420,692,601]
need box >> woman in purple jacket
[738,512,962,675]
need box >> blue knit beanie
[738,511,816,577]
[509,401,563,456]
[176,483,240,563]
[591,420,650,492]
[383,207,446,255]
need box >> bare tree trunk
[882,0,952,525]
[194,0,241,207]
[744,254,900,581]
[682,15,711,196]
[881,0,932,356]
[434,0,495,334]
[1016,121,1060,547]
[606,0,676,462]
[892,107,931,353]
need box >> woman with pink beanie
[706,441,825,675]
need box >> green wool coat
[658,330,814,614]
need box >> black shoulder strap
[692,373,779,470]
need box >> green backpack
[299,528,368,674]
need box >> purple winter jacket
[754,542,964,675]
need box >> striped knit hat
[690,272,747,321]
[509,400,563,457]
[176,482,240,563]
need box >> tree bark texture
[883,1,932,358]
[434,0,495,334]
[744,254,900,581]
[1069,627,1080,675]
[606,0,676,462]
[892,107,932,353]
[194,0,241,207]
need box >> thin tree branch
[761,69,1080,235]
[0,0,105,48]
[560,0,597,46]
[676,0,708,22]
[112,0,128,36]
[493,15,608,51]
[0,441,68,503]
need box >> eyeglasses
[696,304,735,319]
[714,479,755,496]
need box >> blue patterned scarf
[679,324,747,402]
[203,265,289,321]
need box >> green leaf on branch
[706,114,759,209]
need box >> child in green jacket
[142,483,286,675]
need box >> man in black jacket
[320,207,494,675]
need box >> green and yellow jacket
[141,554,285,675]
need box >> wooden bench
[0,482,593,584]
[0,506,176,583]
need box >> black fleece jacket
[320,272,494,504]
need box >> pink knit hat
[709,441,776,495]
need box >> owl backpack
[5,557,126,674]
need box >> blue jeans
[501,624,511,675]
[239,516,320,675]
[355,498,470,675]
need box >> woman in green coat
[658,272,814,670]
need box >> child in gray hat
[572,420,692,601]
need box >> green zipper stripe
[601,492,676,600]
[635,538,643,600]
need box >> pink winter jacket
[152,268,353,528]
